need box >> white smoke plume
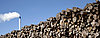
[0,12,20,22]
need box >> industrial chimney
[19,16,21,30]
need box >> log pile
[1,1,100,38]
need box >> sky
[0,0,96,35]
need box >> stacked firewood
[0,1,100,38]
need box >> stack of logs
[1,1,100,38]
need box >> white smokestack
[19,16,21,30]
[0,12,20,22]
[0,12,21,30]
